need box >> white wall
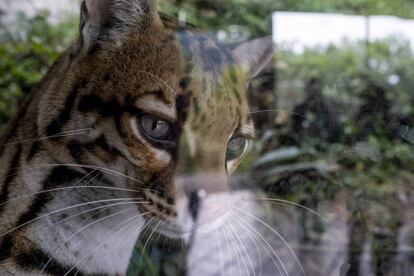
[0,0,80,22]
[273,12,414,52]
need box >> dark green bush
[0,11,77,126]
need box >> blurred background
[1,0,414,275]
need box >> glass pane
[0,1,413,276]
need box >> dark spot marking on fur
[67,141,86,165]
[147,180,166,199]
[83,141,95,153]
[0,234,13,262]
[94,135,112,153]
[0,144,21,216]
[0,120,19,157]
[85,135,120,163]
[167,197,175,205]
[176,94,191,123]
[17,168,84,227]
[78,95,124,118]
[2,168,86,270]
[27,141,41,161]
[157,203,165,211]
[179,77,192,90]
[79,94,145,119]
[115,115,128,139]
[0,94,33,156]
[46,82,83,138]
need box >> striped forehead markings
[176,94,191,123]
[196,35,229,78]
[179,76,192,90]
[176,31,235,75]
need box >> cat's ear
[79,0,162,53]
[231,36,274,80]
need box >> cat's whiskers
[136,70,176,94]
[1,201,140,263]
[140,215,167,262]
[39,206,139,274]
[66,212,149,276]
[0,197,148,239]
[1,128,92,148]
[227,222,256,276]
[57,201,143,228]
[42,163,146,186]
[224,223,251,275]
[232,210,287,276]
[152,225,165,253]
[0,167,96,208]
[215,231,226,276]
[0,185,153,210]
[219,224,234,275]
[254,197,345,239]
[0,162,156,195]
[231,217,264,276]
[234,206,305,276]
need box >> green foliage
[0,11,78,126]
[276,38,414,138]
[262,38,414,260]
[1,1,414,274]
[159,0,414,39]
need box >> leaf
[260,160,338,179]
[253,147,301,168]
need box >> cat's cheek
[139,148,172,171]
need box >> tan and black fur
[0,0,273,275]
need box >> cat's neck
[0,154,145,275]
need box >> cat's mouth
[141,204,232,241]
[138,190,247,240]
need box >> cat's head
[38,0,273,237]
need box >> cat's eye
[140,114,172,140]
[226,137,248,160]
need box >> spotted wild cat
[0,0,273,275]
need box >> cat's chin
[146,214,231,245]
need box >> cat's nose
[188,189,207,221]
[175,173,232,226]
